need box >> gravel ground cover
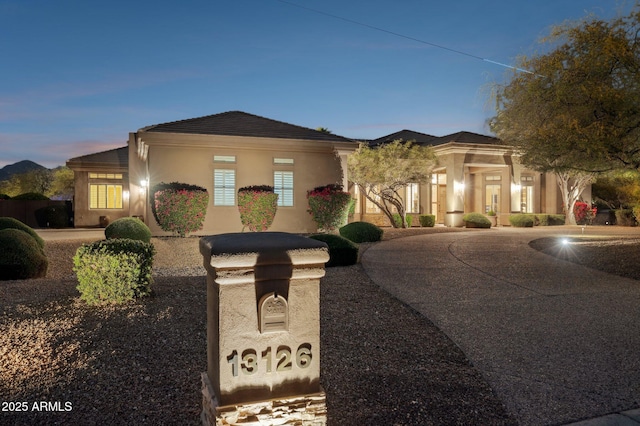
[3,227,636,425]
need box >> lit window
[485,184,500,213]
[521,176,534,213]
[90,184,123,209]
[89,173,123,209]
[406,183,419,213]
[214,169,236,206]
[274,171,294,206]
[274,158,294,165]
[214,155,236,163]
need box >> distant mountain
[0,160,48,181]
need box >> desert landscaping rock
[3,228,638,425]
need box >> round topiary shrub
[0,228,48,280]
[462,212,492,228]
[419,214,436,227]
[0,217,45,249]
[308,234,358,267]
[509,214,535,227]
[339,221,384,243]
[105,217,152,243]
[237,185,279,232]
[307,184,352,232]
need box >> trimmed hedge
[339,221,384,243]
[308,234,358,267]
[0,217,45,249]
[0,228,48,280]
[509,214,535,227]
[237,186,278,232]
[462,212,492,228]
[418,214,435,227]
[105,217,152,243]
[536,214,565,226]
[392,213,413,228]
[73,239,156,305]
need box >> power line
[276,0,534,74]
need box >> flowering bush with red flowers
[307,184,353,232]
[574,201,597,225]
[237,186,278,232]
[152,182,209,237]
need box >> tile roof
[140,111,355,143]
[369,129,438,146]
[429,131,501,146]
[66,147,128,168]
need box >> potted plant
[486,210,498,227]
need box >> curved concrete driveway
[362,227,640,426]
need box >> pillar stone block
[199,232,329,425]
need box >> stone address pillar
[199,232,330,425]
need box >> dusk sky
[0,0,634,168]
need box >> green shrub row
[392,213,413,228]
[509,214,535,227]
[508,213,565,227]
[73,239,156,305]
[462,212,492,228]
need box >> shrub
[574,201,597,225]
[152,182,209,237]
[0,194,10,200]
[419,214,436,227]
[392,213,413,228]
[0,217,45,249]
[339,221,384,243]
[0,229,48,280]
[509,214,535,227]
[105,217,152,243]
[12,192,49,200]
[308,234,358,267]
[615,209,636,226]
[536,214,565,226]
[237,186,279,232]
[307,184,352,232]
[463,212,492,228]
[73,239,156,305]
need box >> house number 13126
[227,344,312,377]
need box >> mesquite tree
[491,6,640,224]
[347,140,437,228]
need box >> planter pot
[487,216,497,227]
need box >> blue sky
[0,0,634,168]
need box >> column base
[201,373,327,426]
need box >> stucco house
[353,129,589,227]
[67,111,357,234]
[67,111,589,233]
